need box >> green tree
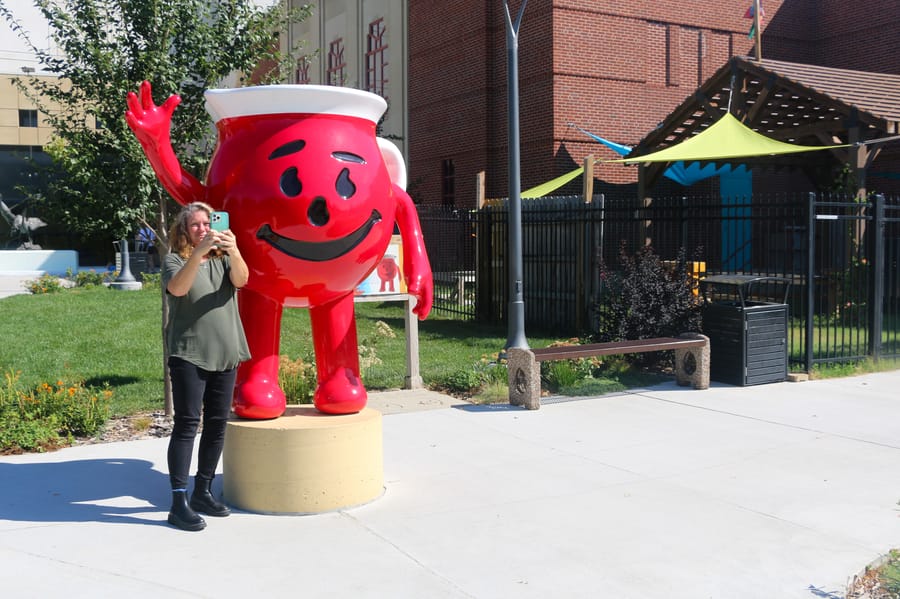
[0,0,311,243]
[0,0,311,414]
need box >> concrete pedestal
[223,406,383,514]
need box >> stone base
[109,280,143,291]
[223,406,383,514]
[674,333,710,390]
[508,348,541,410]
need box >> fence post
[591,194,605,332]
[576,156,594,331]
[868,194,885,361]
[476,171,486,209]
[805,192,816,372]
[476,206,492,322]
[582,155,594,203]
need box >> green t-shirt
[163,253,251,371]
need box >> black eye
[270,140,306,160]
[280,167,302,197]
[336,168,356,199]
[332,151,365,163]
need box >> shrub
[594,244,702,369]
[0,370,112,454]
[26,274,65,294]
[475,352,508,386]
[278,355,317,404]
[66,268,109,288]
[432,368,482,395]
[357,320,403,388]
[432,353,507,395]
[140,271,161,289]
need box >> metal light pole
[503,0,529,354]
[110,237,142,291]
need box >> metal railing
[417,192,900,369]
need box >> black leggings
[167,357,236,489]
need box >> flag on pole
[743,4,765,19]
[744,2,765,39]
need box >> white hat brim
[204,85,387,124]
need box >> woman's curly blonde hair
[168,201,224,260]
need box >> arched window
[365,18,388,98]
[327,38,346,86]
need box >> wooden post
[475,170,492,321]
[638,166,652,247]
[576,155,594,331]
[476,170,486,209]
[582,154,594,204]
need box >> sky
[0,0,282,74]
[0,2,55,74]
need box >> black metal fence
[418,206,478,318]
[417,192,900,370]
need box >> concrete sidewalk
[1,373,899,598]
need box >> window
[327,38,346,86]
[365,18,389,98]
[295,57,311,84]
[442,159,455,207]
[18,109,38,128]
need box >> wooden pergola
[631,56,900,197]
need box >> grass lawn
[4,285,896,418]
[0,285,575,416]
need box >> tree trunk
[156,195,173,417]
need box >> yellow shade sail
[609,113,848,163]
[522,166,585,198]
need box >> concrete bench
[507,333,710,409]
[0,249,78,275]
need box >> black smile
[256,210,382,262]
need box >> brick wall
[408,0,899,207]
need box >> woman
[162,201,250,531]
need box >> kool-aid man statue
[126,82,433,418]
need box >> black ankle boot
[190,476,231,517]
[168,490,206,531]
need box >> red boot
[313,368,367,415]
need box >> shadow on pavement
[0,458,170,526]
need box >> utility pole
[502,0,529,355]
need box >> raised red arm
[125,81,204,206]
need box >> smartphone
[210,211,229,232]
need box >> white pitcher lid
[204,84,387,124]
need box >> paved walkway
[2,373,899,598]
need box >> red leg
[233,289,286,419]
[310,294,367,414]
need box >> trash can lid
[700,275,791,305]
[700,274,790,286]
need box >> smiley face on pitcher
[211,115,397,303]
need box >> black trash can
[700,275,791,386]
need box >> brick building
[407,0,900,207]
[6,1,898,213]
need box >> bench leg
[674,333,710,390]
[508,348,541,410]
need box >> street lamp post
[502,0,529,355]
[110,237,142,291]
